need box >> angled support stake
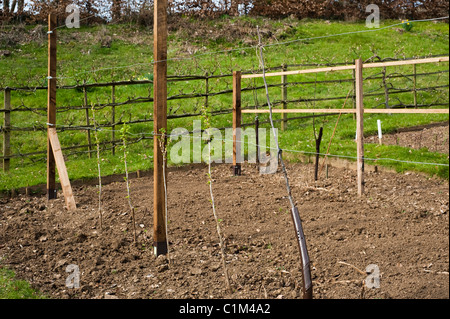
[48,128,77,211]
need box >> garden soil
[0,162,448,299]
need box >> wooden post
[352,61,356,121]
[382,67,389,109]
[281,64,288,131]
[3,89,11,172]
[153,0,168,256]
[253,80,260,165]
[47,13,57,200]
[111,85,116,155]
[255,116,259,164]
[83,85,92,158]
[355,59,365,196]
[205,73,209,109]
[233,71,242,176]
[48,128,77,211]
[413,64,417,109]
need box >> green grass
[0,17,449,191]
[0,268,46,299]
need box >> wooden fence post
[153,0,168,256]
[233,71,242,176]
[47,13,57,200]
[352,61,356,121]
[382,67,389,109]
[83,84,92,158]
[413,64,417,108]
[2,89,11,172]
[355,59,365,196]
[111,85,116,155]
[205,73,209,109]
[281,64,288,131]
[255,115,259,164]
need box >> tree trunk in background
[2,0,448,23]
[223,0,229,14]
[112,0,122,21]
[10,0,16,13]
[17,0,23,14]
[3,0,10,14]
[230,0,239,16]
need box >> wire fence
[1,14,449,172]
[0,54,449,168]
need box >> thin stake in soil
[314,126,323,181]
[318,89,353,178]
[311,74,324,181]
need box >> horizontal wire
[44,122,449,167]
[3,125,449,167]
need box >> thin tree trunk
[4,0,10,14]
[10,0,17,13]
[18,0,24,14]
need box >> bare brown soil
[367,123,449,154]
[0,162,448,299]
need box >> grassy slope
[0,17,449,192]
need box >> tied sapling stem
[120,124,137,244]
[158,128,170,265]
[201,105,232,293]
[91,104,103,230]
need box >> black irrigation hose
[256,27,313,299]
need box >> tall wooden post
[153,0,168,256]
[281,64,288,131]
[47,13,57,200]
[233,71,242,176]
[355,59,365,196]
[2,89,11,172]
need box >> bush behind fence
[1,0,449,25]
